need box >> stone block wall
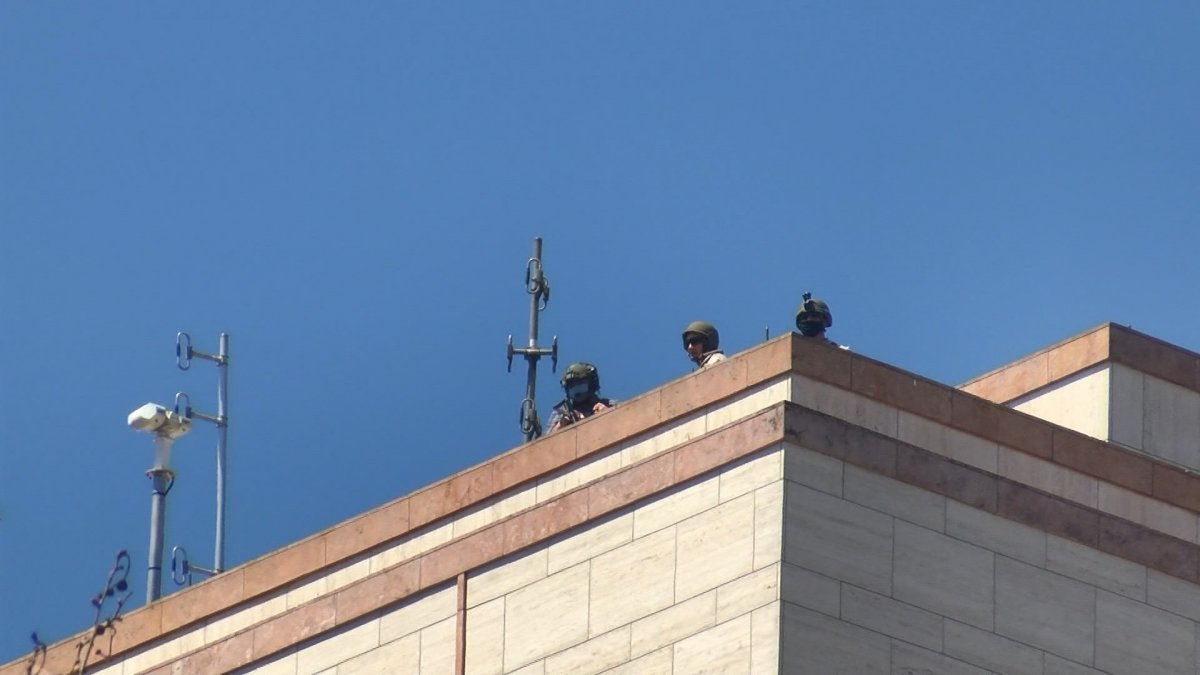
[1009,363,1200,473]
[1009,364,1112,443]
[170,448,784,675]
[461,449,783,674]
[242,585,458,674]
[962,323,1200,473]
[780,442,1200,675]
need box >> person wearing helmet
[548,362,615,433]
[682,321,727,370]
[795,293,840,347]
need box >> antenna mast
[175,332,229,576]
[507,237,558,442]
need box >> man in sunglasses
[682,321,727,370]
[548,362,615,433]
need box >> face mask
[799,321,824,337]
[566,380,592,404]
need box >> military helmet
[795,298,833,329]
[561,361,600,391]
[682,321,720,350]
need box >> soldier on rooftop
[547,362,615,433]
[795,293,842,348]
[682,321,727,370]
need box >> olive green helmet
[682,321,720,351]
[560,361,600,391]
[795,297,833,329]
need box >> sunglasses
[685,335,706,346]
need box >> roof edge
[960,322,1200,404]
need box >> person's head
[682,321,720,363]
[795,295,832,338]
[561,362,601,406]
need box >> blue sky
[2,2,1198,663]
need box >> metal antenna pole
[214,333,228,572]
[176,332,230,574]
[507,238,558,442]
[523,241,544,437]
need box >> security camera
[128,403,168,431]
[128,403,191,439]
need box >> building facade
[8,323,1200,674]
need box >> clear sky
[2,2,1198,664]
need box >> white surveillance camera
[128,403,191,439]
[128,403,168,431]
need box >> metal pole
[506,237,555,442]
[524,239,542,443]
[146,466,172,602]
[214,333,228,573]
